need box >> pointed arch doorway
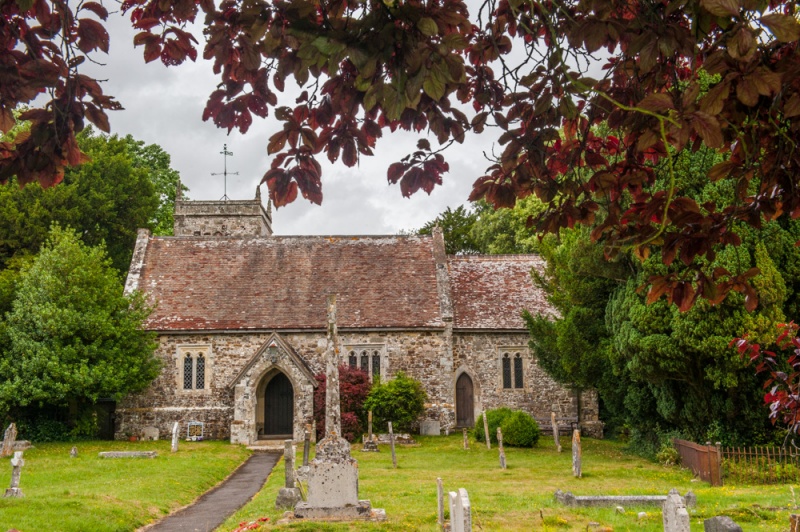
[264,372,294,437]
[456,373,475,428]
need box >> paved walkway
[145,452,280,532]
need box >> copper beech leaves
[4,0,800,312]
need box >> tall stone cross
[324,294,342,438]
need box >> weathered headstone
[449,491,464,532]
[99,451,158,458]
[70,446,78,458]
[462,428,468,450]
[704,515,743,532]
[171,422,179,453]
[275,439,302,509]
[662,488,691,532]
[141,426,159,441]
[551,412,562,453]
[458,488,472,532]
[572,429,582,478]
[482,414,491,450]
[303,429,311,465]
[293,295,383,521]
[420,419,441,436]
[1,423,17,458]
[362,411,378,452]
[436,477,444,527]
[389,421,397,468]
[4,451,24,498]
[497,427,506,469]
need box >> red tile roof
[135,235,444,330]
[447,255,555,329]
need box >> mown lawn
[0,439,250,532]
[221,434,796,531]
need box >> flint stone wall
[117,329,601,442]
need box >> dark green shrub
[363,371,427,432]
[17,418,71,442]
[473,407,513,444]
[500,410,540,447]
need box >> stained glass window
[513,353,523,388]
[360,350,369,372]
[183,354,193,390]
[349,351,357,368]
[502,354,511,388]
[372,351,381,378]
[196,354,205,389]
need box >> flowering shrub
[313,365,372,442]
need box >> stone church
[117,188,602,443]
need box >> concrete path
[145,452,279,532]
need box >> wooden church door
[264,373,294,436]
[456,373,474,427]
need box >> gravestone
[662,489,691,532]
[482,414,491,450]
[4,451,24,498]
[436,477,444,527]
[141,426,159,441]
[459,488,472,532]
[303,429,311,465]
[1,423,17,458]
[12,441,30,451]
[362,411,378,452]
[551,412,562,452]
[99,451,158,458]
[293,295,384,521]
[171,422,179,453]
[704,516,743,532]
[275,439,302,509]
[497,427,506,469]
[420,420,440,436]
[572,429,582,478]
[463,428,468,450]
[449,491,464,532]
[389,422,397,468]
[70,446,78,458]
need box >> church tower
[172,184,273,237]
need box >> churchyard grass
[0,439,249,532]
[220,434,794,531]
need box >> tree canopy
[0,226,159,415]
[2,0,799,308]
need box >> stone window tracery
[346,345,385,381]
[500,348,526,390]
[177,346,211,392]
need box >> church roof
[132,234,446,330]
[447,255,555,330]
[126,230,554,332]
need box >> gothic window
[345,345,385,381]
[178,346,211,391]
[500,349,525,390]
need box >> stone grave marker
[662,488,690,532]
[572,429,582,478]
[551,412,562,453]
[171,422,179,453]
[293,295,384,521]
[99,451,158,458]
[436,477,444,527]
[70,446,78,458]
[141,426,159,441]
[482,414,491,450]
[362,411,378,452]
[388,422,397,468]
[704,515,743,531]
[275,439,302,509]
[2,423,17,458]
[303,429,311,465]
[4,451,24,498]
[459,488,472,532]
[463,428,468,450]
[497,427,506,469]
[420,419,440,436]
[449,491,464,532]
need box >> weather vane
[211,144,239,201]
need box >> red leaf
[77,18,110,53]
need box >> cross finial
[211,143,239,201]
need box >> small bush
[363,371,427,433]
[17,418,71,442]
[500,410,540,447]
[473,407,513,444]
[656,442,681,466]
[314,365,372,442]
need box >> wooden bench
[535,417,578,436]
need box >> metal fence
[720,444,800,484]
[673,439,722,486]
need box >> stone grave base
[291,500,386,522]
[99,451,158,459]
[4,488,23,498]
[275,487,302,509]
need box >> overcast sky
[81,12,498,235]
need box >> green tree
[0,226,160,417]
[363,372,427,432]
[418,205,482,255]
